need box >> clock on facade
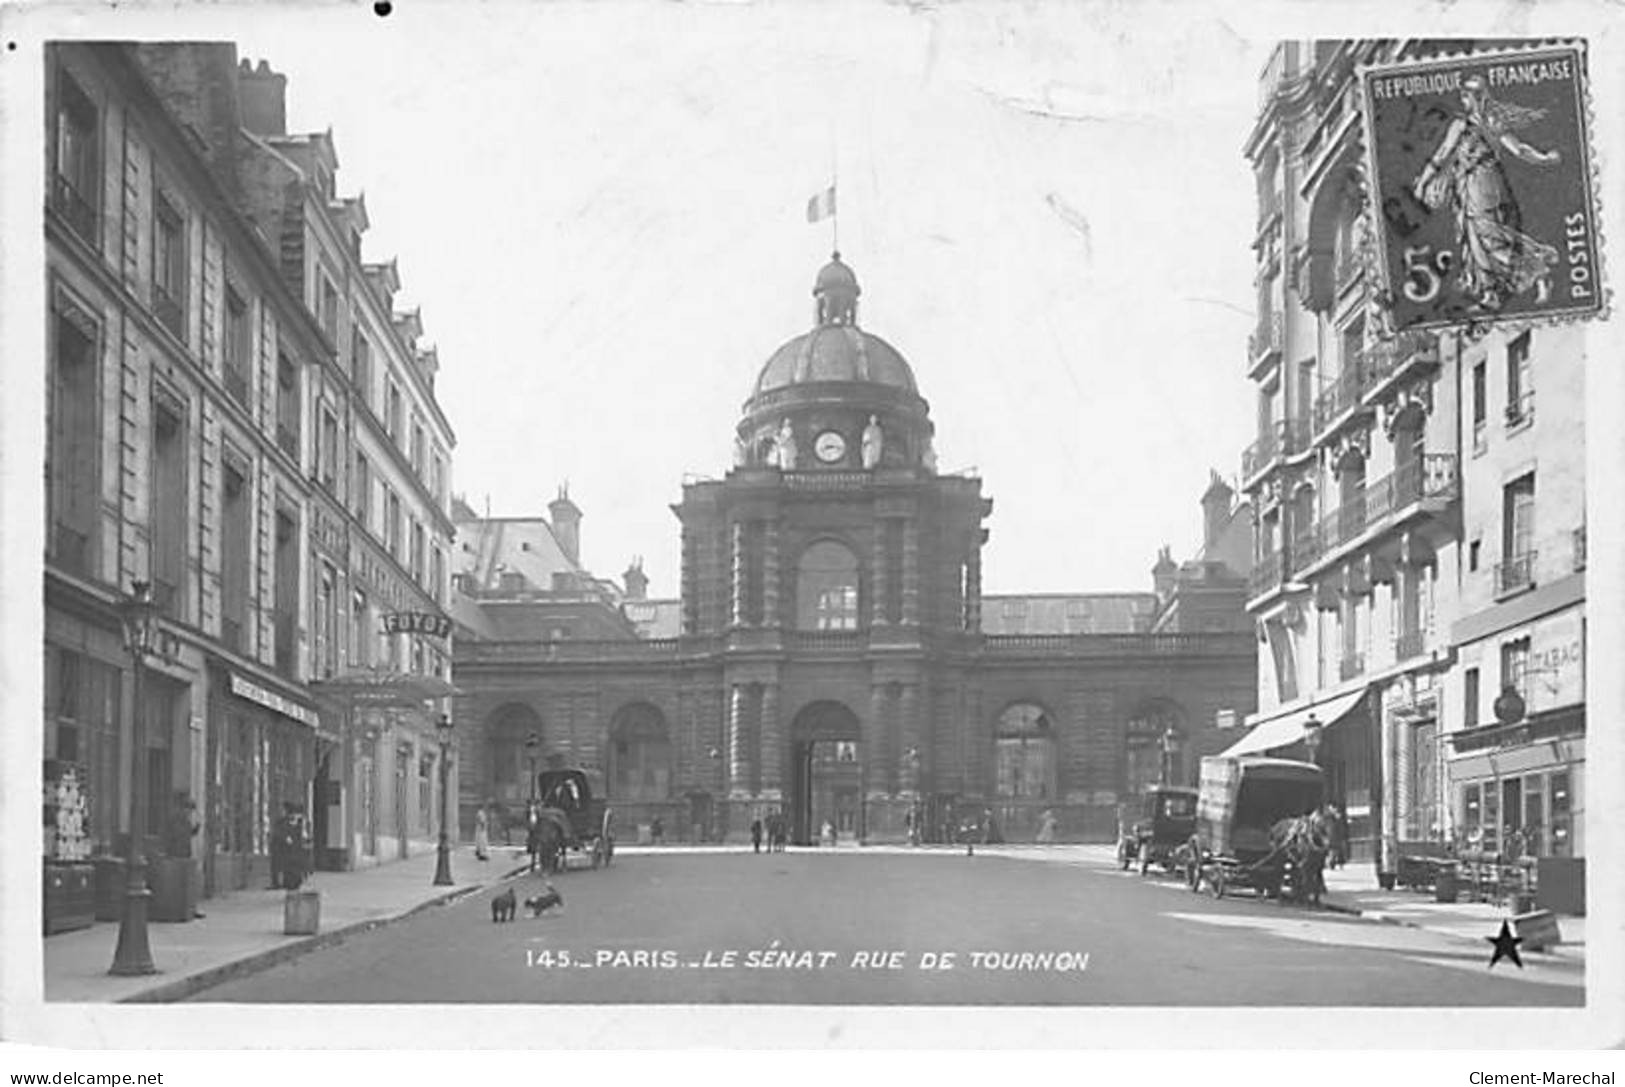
[814,430,846,464]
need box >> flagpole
[831,120,839,255]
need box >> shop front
[204,662,323,895]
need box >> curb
[117,863,531,1005]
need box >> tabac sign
[1358,45,1602,332]
[383,611,453,640]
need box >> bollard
[283,888,321,936]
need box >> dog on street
[524,884,563,917]
[490,886,517,923]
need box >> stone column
[727,684,747,797]
[759,683,782,800]
[730,521,746,627]
[899,684,921,796]
[763,519,780,628]
[868,686,891,793]
[871,522,889,626]
[901,521,919,625]
[965,546,982,631]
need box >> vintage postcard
[1,0,1622,1062]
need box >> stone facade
[454,257,1256,845]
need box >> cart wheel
[591,839,605,869]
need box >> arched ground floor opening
[789,700,863,846]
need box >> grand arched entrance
[789,701,863,845]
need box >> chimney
[238,57,287,137]
[549,484,582,566]
[624,557,648,601]
[1152,545,1177,601]
[1201,469,1234,549]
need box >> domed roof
[750,253,917,397]
[754,324,917,396]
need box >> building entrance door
[789,701,863,845]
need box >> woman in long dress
[1411,74,1562,311]
[474,804,490,861]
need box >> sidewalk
[945,842,1588,969]
[1316,863,1587,967]
[44,846,529,1003]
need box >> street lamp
[1159,727,1179,787]
[1303,714,1324,767]
[111,580,159,976]
[432,713,455,887]
[525,732,541,804]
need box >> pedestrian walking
[750,817,764,853]
[474,804,491,861]
[1036,809,1057,845]
[651,816,664,845]
[820,819,836,848]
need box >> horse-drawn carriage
[1115,785,1198,877]
[1186,755,1329,904]
[526,768,615,874]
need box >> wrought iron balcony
[1504,390,1535,431]
[1289,524,1322,576]
[1362,330,1440,399]
[1573,526,1587,572]
[1312,354,1377,437]
[1248,311,1284,374]
[50,174,99,244]
[1394,628,1426,661]
[1339,651,1365,681]
[1249,549,1284,600]
[1297,454,1458,577]
[1495,550,1537,599]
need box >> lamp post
[111,580,158,976]
[904,748,921,846]
[525,732,540,804]
[432,713,455,887]
[1159,727,1178,787]
[1303,713,1324,767]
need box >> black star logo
[1486,919,1524,969]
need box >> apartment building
[1231,39,1588,887]
[42,43,458,929]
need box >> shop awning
[1218,687,1367,758]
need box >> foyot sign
[383,611,453,639]
[1359,44,1601,331]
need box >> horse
[1268,808,1332,905]
[526,810,569,875]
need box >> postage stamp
[1357,43,1603,333]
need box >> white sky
[235,2,1272,596]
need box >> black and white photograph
[2,0,1623,1063]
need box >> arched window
[608,703,672,802]
[797,540,860,630]
[486,703,543,807]
[994,703,1056,800]
[1126,701,1187,793]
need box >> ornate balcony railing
[1495,550,1537,599]
[1248,311,1283,370]
[50,174,99,244]
[1249,549,1284,599]
[1297,454,1458,574]
[1362,330,1440,394]
[1504,390,1536,431]
[1573,526,1587,572]
[783,471,871,491]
